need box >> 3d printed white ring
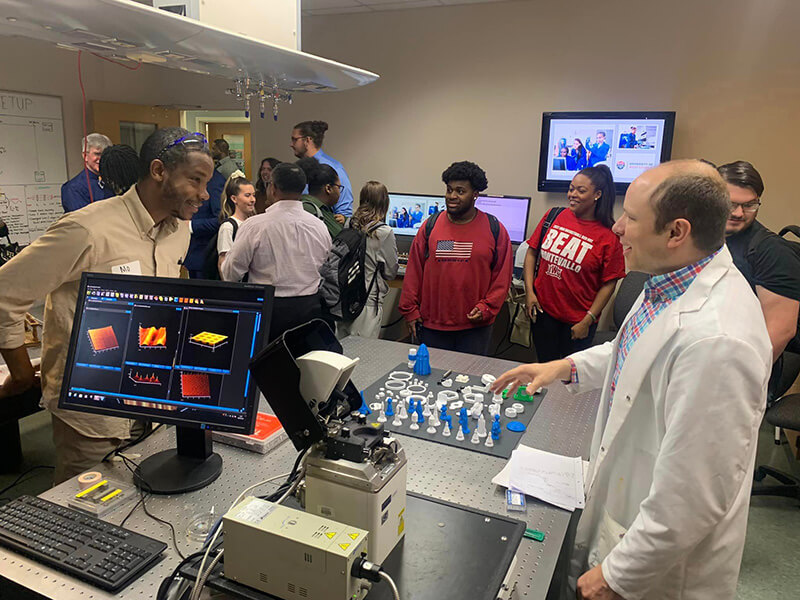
[385,379,407,391]
[504,407,518,418]
[406,384,427,395]
[481,374,496,386]
[388,371,413,381]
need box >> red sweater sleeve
[475,224,513,321]
[398,228,426,322]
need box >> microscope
[223,321,407,599]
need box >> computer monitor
[474,195,531,244]
[387,192,532,244]
[538,111,676,193]
[59,273,273,494]
[387,192,440,237]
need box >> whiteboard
[0,90,67,245]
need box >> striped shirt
[566,248,722,402]
[607,248,721,407]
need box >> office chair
[592,271,649,345]
[752,351,800,501]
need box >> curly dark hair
[441,161,488,192]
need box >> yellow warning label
[348,533,359,540]
[325,532,337,539]
[339,543,351,550]
[398,508,405,535]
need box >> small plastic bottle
[407,347,418,369]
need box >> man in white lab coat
[492,160,772,600]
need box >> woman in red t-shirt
[523,165,625,361]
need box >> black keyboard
[0,495,167,592]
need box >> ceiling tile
[439,0,506,4]
[307,5,374,14]
[303,0,362,10]
[364,0,443,10]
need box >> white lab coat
[566,247,771,600]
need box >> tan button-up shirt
[0,185,189,438]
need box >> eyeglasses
[290,135,309,143]
[330,183,344,191]
[729,199,761,214]
[156,132,208,160]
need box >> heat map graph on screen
[138,325,167,348]
[87,326,119,353]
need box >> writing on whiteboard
[0,95,33,114]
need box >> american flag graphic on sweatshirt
[436,239,473,259]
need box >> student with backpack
[524,165,624,362]
[336,181,399,339]
[216,173,256,276]
[398,161,513,355]
[296,157,344,239]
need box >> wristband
[586,310,598,323]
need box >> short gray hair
[81,133,112,154]
[650,172,729,253]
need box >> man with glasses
[721,160,800,399]
[296,157,344,239]
[290,120,353,220]
[0,127,213,483]
[61,133,114,212]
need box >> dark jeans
[420,324,493,356]
[532,310,597,362]
[269,293,332,342]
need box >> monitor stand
[134,426,222,495]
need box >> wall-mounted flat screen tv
[538,111,676,193]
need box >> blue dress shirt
[313,149,354,217]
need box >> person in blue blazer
[569,138,588,170]
[184,169,225,278]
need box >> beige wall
[0,37,235,177]
[252,0,800,234]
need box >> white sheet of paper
[111,260,142,275]
[492,444,586,512]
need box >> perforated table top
[0,337,600,600]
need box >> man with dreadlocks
[98,144,140,196]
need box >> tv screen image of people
[538,111,675,192]
[387,192,531,244]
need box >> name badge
[112,260,142,275]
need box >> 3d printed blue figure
[444,415,453,429]
[491,414,501,440]
[408,398,416,415]
[458,408,471,435]
[416,407,425,425]
[413,343,431,376]
[386,397,394,417]
[359,392,371,415]
[440,405,448,420]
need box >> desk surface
[0,337,600,600]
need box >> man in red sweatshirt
[399,161,513,355]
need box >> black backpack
[203,218,239,280]
[319,222,384,321]
[533,207,565,280]
[422,210,502,268]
